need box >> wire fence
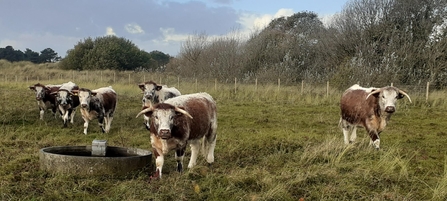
[0,70,439,102]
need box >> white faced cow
[52,81,80,127]
[339,84,411,149]
[136,92,217,179]
[72,86,117,135]
[29,83,61,120]
[138,81,181,130]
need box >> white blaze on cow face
[34,86,45,100]
[379,89,399,113]
[152,109,176,139]
[142,83,157,101]
[78,91,92,109]
[57,90,71,106]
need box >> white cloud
[274,8,294,18]
[236,8,295,40]
[125,23,145,34]
[158,27,190,42]
[106,27,116,36]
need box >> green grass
[1,76,447,200]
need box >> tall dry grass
[1,61,447,200]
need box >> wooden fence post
[426,82,430,102]
[255,78,258,92]
[234,77,237,94]
[128,74,131,85]
[214,78,217,91]
[195,79,198,91]
[278,78,280,91]
[178,77,180,89]
[326,81,329,97]
[301,80,304,96]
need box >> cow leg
[52,107,58,119]
[153,148,164,179]
[83,118,89,135]
[39,108,45,120]
[368,130,380,149]
[98,119,105,133]
[203,135,216,164]
[70,109,76,124]
[188,139,201,168]
[62,111,69,127]
[175,148,185,172]
[350,127,357,143]
[105,115,113,133]
[341,119,353,144]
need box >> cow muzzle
[158,129,171,139]
[81,104,88,108]
[385,106,395,113]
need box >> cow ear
[155,85,163,91]
[138,83,145,91]
[91,92,98,96]
[71,90,79,96]
[29,86,35,91]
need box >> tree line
[167,0,447,89]
[0,46,60,63]
[5,0,446,89]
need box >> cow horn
[136,107,153,118]
[398,89,412,103]
[175,107,193,119]
[366,89,382,100]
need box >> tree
[39,48,60,63]
[0,46,24,62]
[24,48,40,63]
[59,36,159,71]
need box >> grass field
[1,78,447,200]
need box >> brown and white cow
[72,86,117,135]
[52,81,80,127]
[339,84,411,149]
[138,81,181,130]
[136,92,217,179]
[29,83,61,120]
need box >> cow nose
[385,106,395,113]
[36,97,41,100]
[159,129,171,139]
[81,104,88,108]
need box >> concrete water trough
[39,140,153,176]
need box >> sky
[0,0,348,57]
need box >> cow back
[97,89,117,113]
[164,93,216,140]
[340,89,379,125]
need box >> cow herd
[29,81,411,179]
[29,80,217,179]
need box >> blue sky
[0,0,348,57]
